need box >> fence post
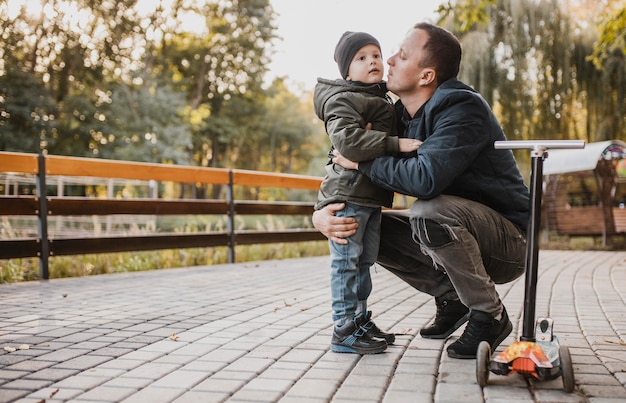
[36,153,50,279]
[227,170,235,263]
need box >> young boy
[313,31,421,354]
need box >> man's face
[386,28,430,95]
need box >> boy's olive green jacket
[313,78,404,210]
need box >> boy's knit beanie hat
[334,31,381,79]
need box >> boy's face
[346,44,384,84]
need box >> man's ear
[418,68,436,86]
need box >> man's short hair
[414,22,462,84]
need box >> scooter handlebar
[494,140,586,151]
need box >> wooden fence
[0,152,327,279]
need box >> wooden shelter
[542,140,626,244]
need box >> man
[313,22,530,359]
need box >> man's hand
[331,149,358,170]
[312,203,358,244]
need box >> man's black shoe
[420,298,469,339]
[359,311,395,344]
[446,307,512,359]
[331,318,388,354]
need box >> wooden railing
[0,151,326,279]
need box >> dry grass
[0,241,330,283]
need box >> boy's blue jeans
[329,202,381,326]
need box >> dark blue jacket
[359,78,530,229]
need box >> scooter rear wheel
[476,341,491,387]
[559,344,575,393]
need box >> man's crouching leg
[409,196,519,357]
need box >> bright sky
[268,0,445,92]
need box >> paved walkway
[1,250,625,403]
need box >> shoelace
[434,301,450,319]
[457,317,493,345]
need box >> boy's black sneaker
[359,311,395,344]
[446,307,512,359]
[420,298,469,339]
[331,318,388,354]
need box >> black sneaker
[331,318,388,354]
[359,311,395,344]
[446,306,512,359]
[420,298,469,339]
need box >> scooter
[476,140,586,393]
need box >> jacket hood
[313,78,389,121]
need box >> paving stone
[150,369,209,389]
[2,377,53,391]
[434,382,484,403]
[171,390,230,402]
[51,373,110,391]
[52,353,112,370]
[22,386,84,401]
[71,385,137,401]
[0,368,29,381]
[124,362,180,380]
[118,386,185,403]
[0,387,30,401]
[23,367,80,381]
[281,378,337,400]
[0,252,625,402]
[192,376,247,394]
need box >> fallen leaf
[284,300,292,307]
[604,338,626,346]
[50,388,59,398]
[168,333,179,341]
[17,344,29,350]
[300,307,310,311]
[3,346,16,353]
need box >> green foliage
[588,5,626,70]
[87,81,193,163]
[0,0,327,178]
[0,68,56,152]
[0,0,306,167]
[0,259,38,283]
[2,0,624,172]
[0,0,322,174]
[437,0,496,33]
[439,0,625,148]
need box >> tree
[66,80,192,163]
[0,0,152,155]
[149,0,278,171]
[438,0,625,147]
[0,67,56,152]
[259,78,320,174]
[0,0,323,201]
[588,4,626,69]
